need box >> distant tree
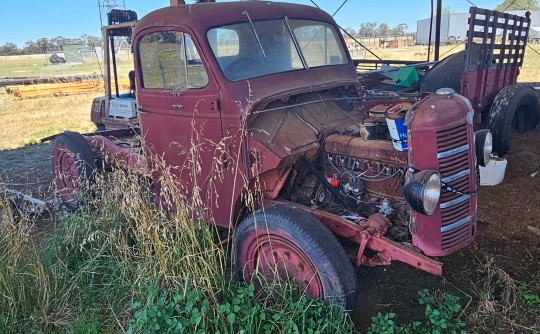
[66,38,84,45]
[442,5,453,14]
[85,35,102,47]
[16,35,101,55]
[24,40,40,54]
[36,38,49,53]
[358,22,378,37]
[495,0,539,11]
[390,23,409,37]
[344,27,357,38]
[50,36,68,51]
[0,42,20,56]
[377,23,390,37]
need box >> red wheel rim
[242,230,324,300]
[53,142,81,206]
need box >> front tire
[233,204,358,310]
[52,131,95,210]
[487,85,539,156]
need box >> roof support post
[434,0,442,61]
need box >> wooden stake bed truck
[50,1,494,309]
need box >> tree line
[344,23,409,39]
[1,0,538,56]
[0,35,102,56]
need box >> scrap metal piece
[3,189,49,217]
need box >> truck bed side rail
[462,7,530,115]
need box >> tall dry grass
[0,110,354,332]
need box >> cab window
[138,31,208,90]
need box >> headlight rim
[475,129,493,167]
[403,169,442,216]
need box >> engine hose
[300,155,356,212]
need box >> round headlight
[403,170,441,216]
[474,129,492,167]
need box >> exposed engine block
[324,134,407,198]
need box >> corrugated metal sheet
[416,10,540,45]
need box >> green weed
[517,282,540,312]
[128,280,353,334]
[367,289,466,334]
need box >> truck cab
[52,1,493,310]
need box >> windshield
[207,19,347,81]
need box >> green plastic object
[393,66,419,87]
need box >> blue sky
[1,0,500,47]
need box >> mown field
[0,44,539,333]
[0,54,133,150]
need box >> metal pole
[110,35,120,98]
[434,0,442,61]
[427,0,434,62]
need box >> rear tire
[52,131,96,210]
[487,85,539,156]
[233,204,358,310]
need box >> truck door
[134,28,230,225]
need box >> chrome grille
[437,124,473,250]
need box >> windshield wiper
[242,10,266,59]
[285,16,308,69]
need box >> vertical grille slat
[436,123,474,251]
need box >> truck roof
[133,1,359,115]
[134,1,334,36]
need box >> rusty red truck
[50,1,493,310]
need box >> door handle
[136,106,148,115]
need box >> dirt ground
[353,127,540,332]
[0,128,539,333]
[0,143,53,198]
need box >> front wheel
[233,204,358,310]
[487,85,539,156]
[52,131,96,210]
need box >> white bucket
[479,156,507,186]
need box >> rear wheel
[233,204,358,310]
[487,85,539,156]
[52,131,95,210]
